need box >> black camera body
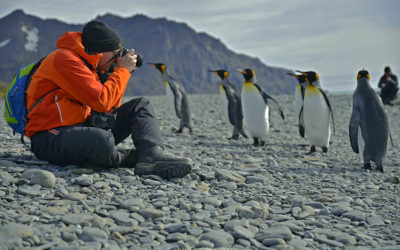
[120,48,143,68]
[98,48,143,83]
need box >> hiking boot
[118,149,137,168]
[135,146,192,179]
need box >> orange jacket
[25,31,131,137]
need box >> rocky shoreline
[0,94,399,249]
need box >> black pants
[380,84,398,104]
[31,97,162,168]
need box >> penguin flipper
[169,81,183,119]
[301,84,306,100]
[254,84,285,120]
[299,125,305,138]
[224,86,237,126]
[319,87,335,135]
[298,106,305,138]
[349,105,361,154]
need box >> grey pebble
[200,229,234,248]
[0,222,34,238]
[233,225,255,240]
[21,169,56,188]
[79,227,108,242]
[331,204,352,216]
[216,169,245,182]
[138,208,165,220]
[342,210,366,221]
[262,238,286,247]
[74,175,93,186]
[315,237,344,248]
[367,216,385,226]
[256,226,293,242]
[65,192,86,201]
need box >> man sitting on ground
[26,21,192,179]
[378,66,398,105]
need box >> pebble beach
[0,93,399,249]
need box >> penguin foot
[363,163,372,170]
[260,140,266,146]
[377,164,384,173]
[176,128,183,133]
[322,147,328,153]
[240,131,248,138]
[253,138,259,146]
[228,134,239,140]
[307,146,316,154]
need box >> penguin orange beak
[208,70,218,75]
[148,63,156,67]
[237,69,246,75]
[296,70,307,77]
[287,73,299,78]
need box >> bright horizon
[1,0,399,93]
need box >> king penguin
[209,69,247,139]
[238,68,285,146]
[149,63,192,133]
[287,73,308,137]
[349,69,390,172]
[298,71,335,153]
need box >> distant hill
[0,9,297,96]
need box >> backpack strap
[21,57,60,148]
[25,88,60,115]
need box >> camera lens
[136,54,143,68]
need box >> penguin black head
[357,69,370,81]
[238,68,255,82]
[149,63,166,74]
[297,71,319,85]
[287,73,307,83]
[209,69,228,80]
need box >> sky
[1,0,399,92]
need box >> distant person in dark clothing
[378,66,398,105]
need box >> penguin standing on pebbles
[149,63,192,133]
[349,69,390,173]
[238,68,285,146]
[298,71,335,153]
[287,73,308,137]
[209,69,247,139]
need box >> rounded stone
[21,169,56,188]
[200,230,234,248]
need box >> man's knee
[86,128,119,168]
[128,97,156,117]
[132,97,151,108]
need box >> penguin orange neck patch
[243,82,258,93]
[305,85,321,97]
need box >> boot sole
[135,161,192,180]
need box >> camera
[98,48,143,83]
[120,48,143,68]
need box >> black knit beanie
[82,21,121,52]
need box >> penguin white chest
[241,84,269,139]
[164,82,176,117]
[304,87,330,147]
